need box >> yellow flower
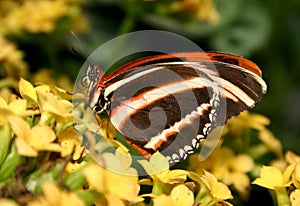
[138,152,169,176]
[253,165,295,190]
[292,164,300,189]
[189,146,254,198]
[258,129,283,158]
[138,152,189,184]
[290,189,300,206]
[225,111,270,137]
[270,158,288,172]
[138,152,191,201]
[0,0,88,34]
[200,170,233,201]
[286,151,300,164]
[100,148,138,176]
[171,0,219,24]
[253,165,297,205]
[0,198,19,206]
[58,126,85,160]
[0,87,15,103]
[152,195,175,206]
[0,95,39,124]
[153,184,194,206]
[65,160,86,174]
[19,78,38,103]
[187,171,233,206]
[83,163,143,204]
[8,116,62,157]
[16,78,73,128]
[3,1,67,33]
[37,90,73,127]
[28,182,85,206]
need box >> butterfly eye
[88,65,101,82]
[81,76,90,88]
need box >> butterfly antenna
[69,45,85,60]
[70,30,94,63]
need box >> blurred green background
[11,0,299,152]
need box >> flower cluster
[187,111,293,204]
[0,76,234,205]
[0,0,88,34]
[0,0,88,81]
[253,151,300,205]
[0,76,295,206]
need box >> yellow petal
[65,161,86,173]
[286,151,300,164]
[41,182,61,205]
[201,170,232,200]
[41,182,85,206]
[252,166,283,189]
[283,163,296,185]
[102,149,137,176]
[19,78,37,102]
[290,189,300,205]
[15,137,38,157]
[106,170,142,202]
[105,194,125,206]
[0,96,8,108]
[61,191,85,206]
[8,116,30,141]
[8,99,27,114]
[30,126,60,152]
[35,85,51,94]
[248,113,270,130]
[60,140,75,157]
[51,86,72,100]
[83,164,105,192]
[138,152,169,176]
[258,129,282,158]
[292,164,300,189]
[27,196,48,206]
[231,154,255,173]
[58,126,80,143]
[115,148,132,170]
[0,198,19,206]
[159,169,189,184]
[58,126,83,158]
[271,159,288,172]
[153,195,175,206]
[170,184,194,206]
[231,172,250,197]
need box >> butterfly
[81,52,267,164]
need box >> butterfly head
[81,64,102,90]
[81,64,107,113]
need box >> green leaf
[25,162,64,193]
[64,169,86,190]
[75,190,103,206]
[0,152,24,182]
[0,123,11,167]
[212,0,270,56]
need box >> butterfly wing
[101,57,266,163]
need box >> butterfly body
[83,52,267,163]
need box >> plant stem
[275,187,290,206]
